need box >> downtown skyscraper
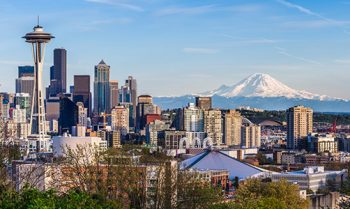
[119,76,137,128]
[47,48,67,98]
[94,60,110,115]
[73,75,92,116]
[53,48,67,94]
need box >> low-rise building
[271,166,347,192]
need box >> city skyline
[0,0,350,98]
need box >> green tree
[234,179,308,209]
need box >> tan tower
[287,106,313,149]
[204,109,222,145]
[223,110,242,146]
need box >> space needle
[23,19,54,153]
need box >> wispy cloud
[276,0,328,20]
[226,4,263,13]
[90,18,132,25]
[275,47,321,65]
[85,0,144,12]
[0,60,31,66]
[276,0,350,29]
[334,59,350,64]
[183,48,219,54]
[283,20,350,28]
[77,18,132,31]
[155,4,264,16]
[221,34,281,44]
[156,5,215,16]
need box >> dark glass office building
[73,75,92,116]
[53,48,67,94]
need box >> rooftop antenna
[37,16,40,26]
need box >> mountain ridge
[197,73,343,101]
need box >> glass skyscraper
[94,60,110,114]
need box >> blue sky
[0,0,349,98]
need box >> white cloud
[226,4,263,13]
[156,5,215,16]
[276,0,327,20]
[275,47,321,65]
[155,4,264,16]
[90,18,132,25]
[276,0,350,30]
[334,59,350,64]
[283,20,350,28]
[183,48,219,54]
[85,0,144,12]
[221,34,281,44]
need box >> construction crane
[100,112,111,129]
[332,117,338,134]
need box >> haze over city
[0,0,350,98]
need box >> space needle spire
[23,20,54,153]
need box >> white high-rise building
[13,105,27,123]
[241,118,261,148]
[77,102,88,127]
[183,103,204,132]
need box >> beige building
[111,105,129,136]
[287,106,313,149]
[223,110,242,146]
[204,109,222,145]
[241,118,261,148]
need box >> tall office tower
[77,102,88,127]
[94,60,110,115]
[183,103,204,132]
[16,76,34,99]
[241,118,261,148]
[119,85,131,103]
[23,23,54,153]
[15,93,31,119]
[196,96,212,110]
[73,75,92,116]
[136,95,161,131]
[59,96,78,134]
[109,80,119,109]
[18,66,34,77]
[111,106,129,136]
[223,110,242,146]
[53,48,67,93]
[204,109,223,145]
[287,106,313,149]
[126,76,137,128]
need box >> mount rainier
[153,73,350,112]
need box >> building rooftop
[180,149,268,179]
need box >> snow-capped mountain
[199,73,334,101]
[153,73,350,112]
